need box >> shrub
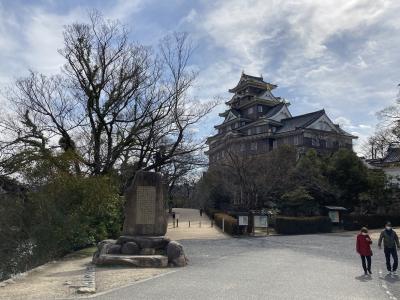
[280,186,318,216]
[0,174,122,281]
[204,207,220,219]
[275,216,332,234]
[343,215,400,231]
[27,175,123,260]
[214,213,239,235]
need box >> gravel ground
[0,255,91,300]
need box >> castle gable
[224,111,238,123]
[266,104,292,122]
[306,114,340,133]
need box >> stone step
[96,255,168,268]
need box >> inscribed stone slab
[136,186,156,224]
[122,171,168,236]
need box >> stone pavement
[94,232,399,300]
[166,208,228,241]
[2,210,398,300]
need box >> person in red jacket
[356,227,373,275]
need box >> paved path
[166,208,227,241]
[93,217,400,300]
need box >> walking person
[378,222,400,275]
[356,227,373,275]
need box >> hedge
[343,215,400,231]
[214,213,239,235]
[0,175,122,281]
[204,208,220,219]
[275,216,332,234]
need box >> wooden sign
[254,215,268,228]
[238,215,248,226]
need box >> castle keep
[206,73,356,164]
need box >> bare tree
[160,151,206,208]
[0,12,216,187]
[362,84,400,159]
[205,143,298,210]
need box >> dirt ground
[0,208,225,299]
[0,252,92,300]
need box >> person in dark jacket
[356,227,373,275]
[378,221,400,275]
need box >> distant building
[365,145,400,185]
[206,73,356,165]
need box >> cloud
[0,1,145,105]
[334,117,351,127]
[181,0,400,154]
[1,0,400,156]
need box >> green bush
[275,216,332,234]
[204,207,220,219]
[343,215,400,231]
[0,174,123,281]
[27,175,123,259]
[214,213,239,235]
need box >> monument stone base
[92,236,187,268]
[92,171,187,268]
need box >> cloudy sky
[1,0,400,153]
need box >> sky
[1,0,400,154]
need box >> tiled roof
[241,73,264,82]
[382,146,400,163]
[230,109,240,117]
[276,109,325,133]
[219,108,241,117]
[229,73,277,93]
[264,103,286,118]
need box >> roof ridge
[242,73,263,80]
[281,109,325,121]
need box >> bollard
[222,218,225,232]
[177,219,179,227]
[173,219,175,228]
[189,220,191,228]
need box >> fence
[168,220,214,229]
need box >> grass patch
[67,246,97,258]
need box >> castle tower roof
[228,72,277,93]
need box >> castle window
[312,138,320,147]
[240,144,246,151]
[247,129,252,135]
[248,107,254,114]
[251,142,257,150]
[256,126,262,134]
[258,105,263,112]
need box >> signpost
[254,215,268,228]
[328,211,339,223]
[238,215,249,226]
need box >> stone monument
[92,171,187,268]
[122,171,167,236]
